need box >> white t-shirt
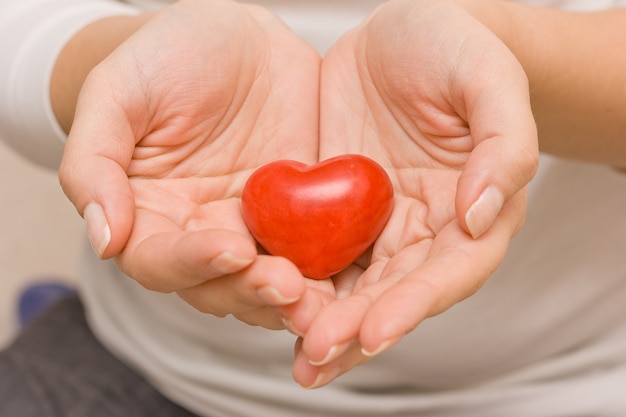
[2,0,626,416]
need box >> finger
[293,338,368,389]
[117,228,260,292]
[286,263,363,336]
[359,197,523,357]
[298,262,393,366]
[177,254,307,317]
[233,307,285,330]
[59,154,135,259]
[59,75,137,259]
[279,278,336,337]
[235,277,335,331]
[455,56,539,239]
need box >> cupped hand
[58,0,327,328]
[292,0,539,388]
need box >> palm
[319,26,487,303]
[320,25,470,266]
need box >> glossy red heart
[241,154,394,279]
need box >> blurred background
[0,140,83,348]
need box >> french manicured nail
[212,252,253,274]
[465,185,505,239]
[308,342,351,366]
[257,286,300,305]
[361,337,400,358]
[84,203,110,258]
[304,367,342,389]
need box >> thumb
[59,150,135,260]
[61,157,135,259]
[456,137,537,239]
[58,86,136,259]
[456,75,539,239]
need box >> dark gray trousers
[0,295,199,417]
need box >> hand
[58,0,326,329]
[290,0,538,387]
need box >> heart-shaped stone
[241,154,394,279]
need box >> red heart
[241,154,394,279]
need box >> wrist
[50,12,154,133]
[455,0,546,79]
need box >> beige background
[0,140,83,348]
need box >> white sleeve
[0,0,141,169]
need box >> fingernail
[465,185,504,239]
[361,337,400,358]
[308,342,351,366]
[212,252,253,274]
[257,286,300,305]
[304,367,342,389]
[84,203,111,258]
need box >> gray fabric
[0,295,199,417]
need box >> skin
[52,0,626,389]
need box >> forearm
[51,13,154,133]
[463,0,626,166]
